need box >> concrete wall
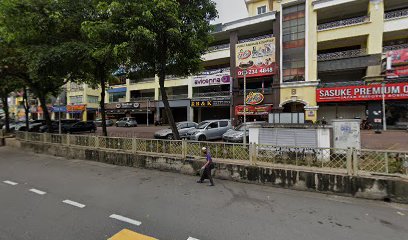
[12,139,408,204]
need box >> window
[219,121,228,127]
[109,92,126,102]
[69,96,83,104]
[87,96,99,104]
[282,3,305,82]
[257,5,267,15]
[208,122,218,129]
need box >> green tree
[80,1,126,137]
[0,0,91,132]
[91,0,217,139]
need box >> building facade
[66,82,101,121]
[76,0,408,129]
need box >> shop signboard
[190,98,230,107]
[51,106,67,112]
[317,82,408,102]
[245,92,264,105]
[67,104,86,113]
[235,105,272,115]
[384,48,408,78]
[192,68,231,87]
[115,102,140,109]
[236,37,276,78]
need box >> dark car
[39,119,80,133]
[94,118,114,127]
[26,120,47,132]
[63,121,97,134]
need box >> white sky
[213,0,248,24]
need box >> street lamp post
[382,82,387,131]
[239,62,253,145]
[57,97,62,134]
[146,99,150,127]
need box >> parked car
[223,121,265,143]
[23,120,46,132]
[154,121,198,139]
[115,117,138,127]
[39,119,80,133]
[63,121,97,133]
[94,118,114,127]
[186,119,232,141]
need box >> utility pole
[239,62,254,145]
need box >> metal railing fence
[16,132,408,178]
[385,8,408,20]
[318,16,370,31]
[317,49,367,61]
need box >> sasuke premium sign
[317,82,408,102]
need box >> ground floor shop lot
[92,126,408,151]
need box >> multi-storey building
[66,82,101,121]
[100,0,408,129]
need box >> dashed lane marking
[108,229,157,240]
[109,214,142,226]
[187,237,200,240]
[397,211,405,216]
[3,180,18,186]
[29,188,46,195]
[62,199,86,208]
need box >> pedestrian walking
[197,147,215,186]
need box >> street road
[0,147,407,240]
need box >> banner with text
[236,37,276,78]
[192,68,231,87]
[317,83,408,102]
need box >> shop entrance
[283,102,305,113]
[194,107,230,123]
[160,107,187,124]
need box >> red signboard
[235,105,272,115]
[386,48,408,65]
[317,83,408,102]
[67,104,87,112]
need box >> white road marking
[397,211,405,216]
[109,214,142,226]
[3,180,18,186]
[62,199,86,208]
[187,237,200,240]
[29,188,46,195]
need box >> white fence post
[182,139,187,159]
[132,138,137,153]
[352,148,358,176]
[94,136,99,148]
[346,148,353,175]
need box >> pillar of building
[365,0,384,82]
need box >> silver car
[115,117,138,127]
[186,119,232,141]
[223,121,265,143]
[154,121,198,139]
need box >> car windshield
[197,121,210,129]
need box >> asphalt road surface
[0,147,407,240]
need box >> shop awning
[107,87,127,93]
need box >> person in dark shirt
[197,147,215,186]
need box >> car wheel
[125,123,129,127]
[115,123,119,127]
[198,135,206,141]
[166,134,174,140]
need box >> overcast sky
[213,0,247,24]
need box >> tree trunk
[1,96,10,133]
[99,67,108,137]
[158,68,180,140]
[38,94,53,133]
[23,87,30,131]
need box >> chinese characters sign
[190,98,230,107]
[235,105,272,115]
[236,37,276,78]
[316,83,408,102]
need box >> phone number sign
[237,65,276,78]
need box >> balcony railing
[193,91,230,98]
[317,48,367,61]
[206,44,230,53]
[159,94,189,100]
[383,43,408,52]
[318,16,370,31]
[130,97,155,102]
[238,88,273,95]
[129,77,155,84]
[318,81,364,88]
[385,8,408,20]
